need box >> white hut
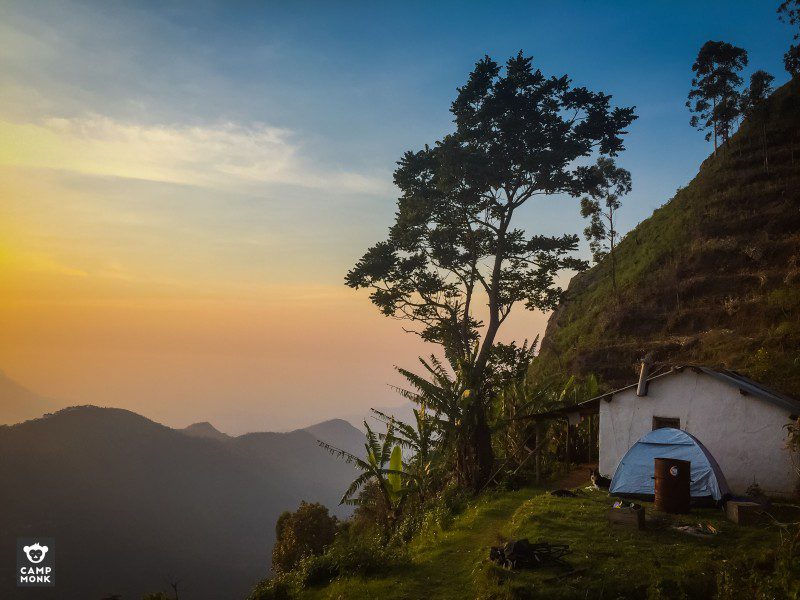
[534,365,800,498]
[595,365,799,497]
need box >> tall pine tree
[687,41,749,152]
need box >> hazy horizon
[0,0,792,433]
[0,366,417,434]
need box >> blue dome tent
[609,428,731,502]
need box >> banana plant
[372,403,437,502]
[393,355,465,455]
[317,419,408,525]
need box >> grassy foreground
[302,484,793,599]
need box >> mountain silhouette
[0,406,364,599]
[180,420,231,441]
[0,370,62,425]
[303,418,367,453]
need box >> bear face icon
[23,543,49,564]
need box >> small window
[653,416,680,430]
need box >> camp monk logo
[17,538,55,587]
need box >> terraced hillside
[532,81,800,396]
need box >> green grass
[301,485,791,599]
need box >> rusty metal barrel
[654,457,691,513]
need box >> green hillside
[533,81,800,395]
[279,484,786,599]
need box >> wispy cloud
[0,115,391,195]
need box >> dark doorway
[652,416,681,430]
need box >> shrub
[438,481,468,516]
[328,533,402,577]
[248,517,408,598]
[247,574,296,600]
[498,471,528,491]
[714,533,800,600]
[391,483,469,543]
[349,480,391,534]
[297,552,338,587]
[271,501,337,573]
[772,523,800,597]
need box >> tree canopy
[687,40,749,150]
[741,70,776,118]
[779,0,800,75]
[271,501,337,573]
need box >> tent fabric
[609,428,731,501]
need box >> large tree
[345,52,635,488]
[687,40,749,152]
[779,1,800,76]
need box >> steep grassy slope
[533,81,800,395]
[299,485,788,599]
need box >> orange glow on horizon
[0,117,551,433]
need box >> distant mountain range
[0,402,365,599]
[0,369,63,425]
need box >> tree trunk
[457,394,495,491]
[461,213,510,491]
[465,327,500,490]
[713,97,718,154]
[609,216,618,300]
[472,401,494,491]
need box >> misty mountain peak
[181,421,230,440]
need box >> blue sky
[0,1,794,430]
[3,0,792,240]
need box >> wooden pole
[534,422,542,484]
[584,417,591,463]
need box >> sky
[0,0,793,433]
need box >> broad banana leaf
[387,445,403,500]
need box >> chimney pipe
[636,356,653,397]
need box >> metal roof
[690,366,800,414]
[521,364,800,420]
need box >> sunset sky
[0,1,791,433]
